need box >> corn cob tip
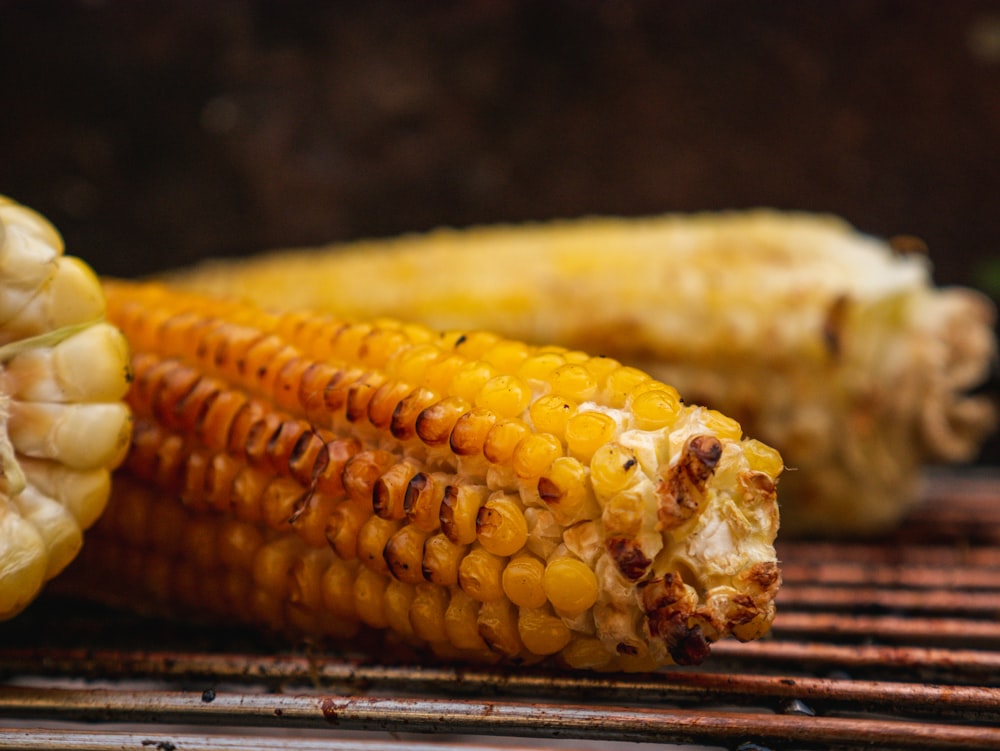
[0,195,133,620]
[70,281,782,671]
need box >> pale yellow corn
[164,211,997,535]
[65,280,782,670]
[0,196,132,619]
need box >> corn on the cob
[0,196,132,620]
[69,280,781,670]
[163,211,997,536]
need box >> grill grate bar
[777,560,1000,589]
[2,685,999,751]
[773,584,1000,615]
[709,639,1000,683]
[2,648,997,722]
[0,728,557,751]
[767,611,1000,647]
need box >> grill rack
[0,472,998,750]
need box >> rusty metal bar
[774,584,1000,615]
[768,611,1000,647]
[0,729,555,751]
[1,649,996,722]
[709,639,1000,683]
[1,685,998,751]
[777,560,1000,589]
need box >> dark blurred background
[1,0,998,459]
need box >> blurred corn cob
[0,196,132,619]
[163,211,997,536]
[67,280,782,670]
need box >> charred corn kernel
[543,557,600,616]
[537,456,596,525]
[383,523,430,585]
[0,196,131,621]
[420,532,465,586]
[403,471,446,531]
[477,599,522,657]
[518,606,573,656]
[458,545,506,602]
[476,494,528,557]
[357,515,400,575]
[565,411,618,463]
[64,280,782,671]
[528,393,575,437]
[501,553,547,608]
[439,484,487,545]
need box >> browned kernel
[440,484,489,544]
[372,461,419,520]
[449,407,498,456]
[421,533,467,586]
[403,471,446,532]
[384,524,431,585]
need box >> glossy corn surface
[72,280,782,670]
[164,211,997,535]
[0,196,132,620]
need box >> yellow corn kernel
[589,442,639,500]
[702,409,743,442]
[518,606,572,656]
[516,351,565,383]
[501,553,547,609]
[458,545,506,602]
[409,583,449,644]
[383,579,416,638]
[543,557,600,616]
[564,411,618,463]
[743,438,784,476]
[475,374,531,418]
[631,386,682,430]
[445,588,487,651]
[483,418,530,465]
[320,558,358,619]
[528,393,576,437]
[547,363,598,402]
[603,366,651,409]
[353,567,389,628]
[512,432,563,479]
[449,360,498,404]
[475,494,528,557]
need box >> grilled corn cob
[164,211,997,535]
[69,280,781,670]
[0,196,132,619]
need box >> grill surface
[0,472,997,750]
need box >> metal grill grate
[0,472,997,750]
